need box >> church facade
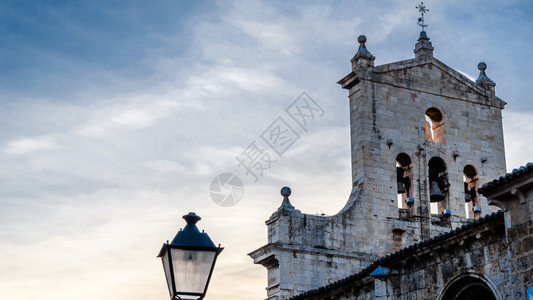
[289,164,533,300]
[248,28,533,299]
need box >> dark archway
[441,276,497,300]
[463,165,479,219]
[425,107,445,143]
[428,157,448,203]
[396,153,413,208]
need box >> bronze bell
[468,187,477,203]
[430,180,445,202]
[464,182,471,202]
[397,181,406,194]
[397,167,406,194]
[403,176,411,197]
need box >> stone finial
[476,62,496,93]
[278,186,295,210]
[351,35,375,70]
[476,62,495,84]
[354,35,374,60]
[414,30,434,59]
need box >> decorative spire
[416,2,429,32]
[476,62,496,92]
[278,186,295,210]
[351,35,375,70]
[354,35,374,60]
[414,2,434,58]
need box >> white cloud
[1,1,533,300]
[229,18,298,55]
[142,160,187,173]
[75,96,187,138]
[375,4,415,42]
[503,111,533,171]
[4,135,58,155]
[111,108,155,128]
[185,66,286,96]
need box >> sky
[0,0,532,299]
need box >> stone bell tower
[249,22,507,300]
[339,30,506,237]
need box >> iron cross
[416,2,429,31]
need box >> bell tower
[250,5,507,299]
[338,32,506,239]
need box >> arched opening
[396,153,413,209]
[425,108,445,144]
[440,275,497,300]
[463,165,479,219]
[428,157,448,214]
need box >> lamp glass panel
[170,248,216,294]
[162,251,173,295]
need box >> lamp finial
[183,212,201,225]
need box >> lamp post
[158,212,223,300]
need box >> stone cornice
[337,57,506,109]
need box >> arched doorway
[440,275,498,300]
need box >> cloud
[1,1,533,300]
[503,111,533,171]
[75,96,187,138]
[185,66,286,96]
[4,135,58,155]
[111,108,156,128]
[228,18,298,55]
[142,160,187,173]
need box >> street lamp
[158,212,223,300]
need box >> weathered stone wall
[392,221,508,299]
[289,166,533,300]
[250,209,371,299]
[250,34,508,299]
[503,220,533,298]
[291,212,530,299]
[249,191,430,298]
[347,57,506,228]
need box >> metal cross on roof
[416,2,429,31]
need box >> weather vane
[416,2,429,31]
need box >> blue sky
[0,1,203,97]
[0,1,532,299]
